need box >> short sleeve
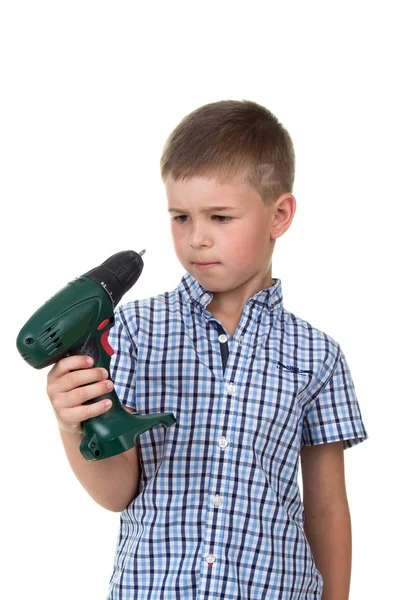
[108,305,138,411]
[301,346,369,450]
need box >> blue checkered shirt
[107,272,368,599]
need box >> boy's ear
[270,193,296,239]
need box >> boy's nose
[189,223,212,248]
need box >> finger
[48,355,95,383]
[55,366,109,394]
[59,398,113,427]
[54,379,114,410]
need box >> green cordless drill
[16,250,176,460]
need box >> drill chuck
[82,249,145,308]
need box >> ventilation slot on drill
[39,324,63,355]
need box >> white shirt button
[212,494,223,507]
[218,334,228,343]
[205,553,216,564]
[218,436,228,449]
[226,382,236,395]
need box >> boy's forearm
[59,428,141,512]
[304,501,352,600]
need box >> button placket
[202,323,238,581]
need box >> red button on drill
[97,319,110,331]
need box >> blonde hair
[160,99,295,205]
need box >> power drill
[16,250,176,461]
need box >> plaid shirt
[107,272,368,599]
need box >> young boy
[47,100,368,600]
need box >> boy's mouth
[192,262,220,270]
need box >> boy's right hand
[46,355,114,435]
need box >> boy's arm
[59,406,141,513]
[300,441,352,600]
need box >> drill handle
[76,319,124,413]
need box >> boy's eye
[172,215,232,223]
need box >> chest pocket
[236,352,314,467]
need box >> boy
[47,100,368,599]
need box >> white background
[1,1,398,598]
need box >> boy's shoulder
[115,289,179,330]
[118,288,177,314]
[281,305,340,350]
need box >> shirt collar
[177,271,283,313]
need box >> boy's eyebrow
[168,206,236,213]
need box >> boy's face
[166,175,294,297]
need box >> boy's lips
[192,262,220,270]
